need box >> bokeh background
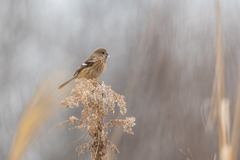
[1,0,240,159]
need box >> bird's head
[92,48,109,61]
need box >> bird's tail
[58,76,76,89]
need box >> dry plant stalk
[179,148,195,160]
[196,1,240,160]
[206,0,240,159]
[219,99,233,160]
[231,73,240,160]
[215,0,236,160]
[220,99,230,146]
[215,0,225,152]
[53,79,135,160]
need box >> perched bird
[59,48,109,89]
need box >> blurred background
[1,0,240,159]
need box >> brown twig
[64,130,88,147]
[48,120,70,133]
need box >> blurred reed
[209,0,240,159]
[179,148,195,160]
[183,0,240,160]
[8,72,72,160]
[231,69,240,160]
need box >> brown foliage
[52,79,135,160]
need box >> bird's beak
[107,53,110,58]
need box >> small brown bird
[59,48,109,89]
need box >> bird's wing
[73,56,95,76]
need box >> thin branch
[64,130,88,147]
[48,120,70,133]
[94,144,99,160]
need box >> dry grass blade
[214,1,240,160]
[220,99,231,146]
[8,72,72,160]
[179,149,192,160]
[201,75,218,133]
[187,148,194,160]
[214,153,217,160]
[219,99,233,160]
[231,70,240,160]
[221,145,233,160]
[215,0,225,152]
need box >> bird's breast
[79,60,107,79]
[94,61,107,77]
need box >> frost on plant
[53,79,135,160]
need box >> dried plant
[8,72,72,160]
[186,1,240,160]
[201,1,239,160]
[179,148,195,160]
[52,78,135,160]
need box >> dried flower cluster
[53,79,135,160]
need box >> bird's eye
[102,52,104,54]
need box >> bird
[58,48,109,89]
